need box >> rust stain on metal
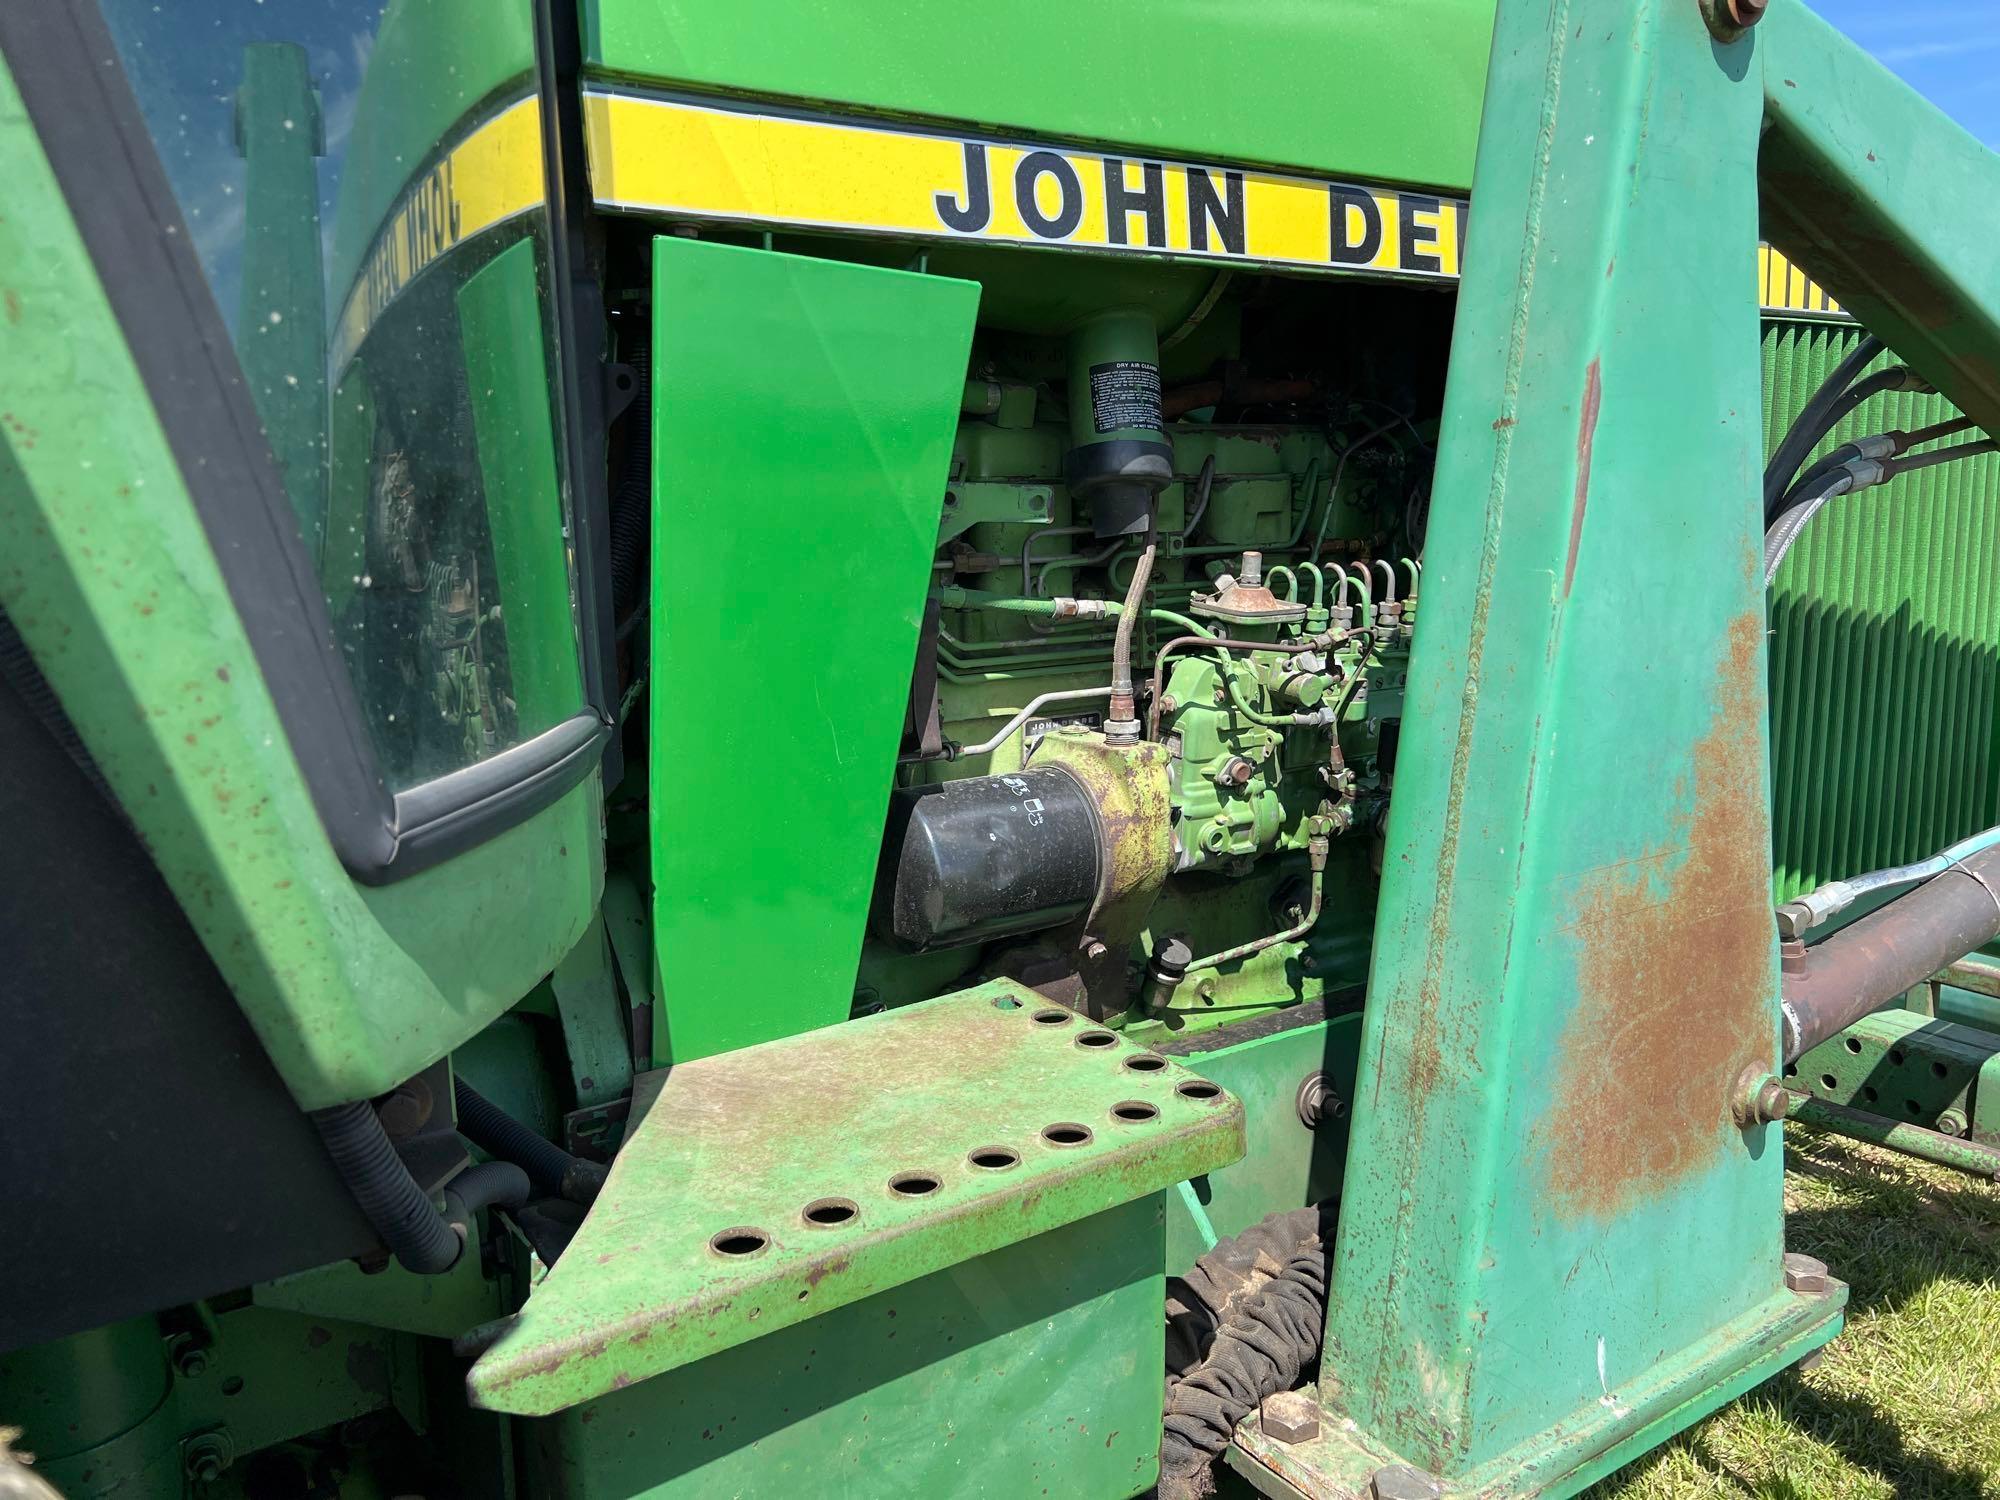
[1542,612,1773,1220]
[1563,359,1602,597]
[802,1257,850,1290]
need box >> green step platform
[469,982,1245,1415]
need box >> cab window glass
[98,0,583,789]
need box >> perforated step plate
[467,982,1245,1415]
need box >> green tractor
[4,0,1999,1494]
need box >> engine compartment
[601,231,1454,1047]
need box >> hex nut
[1371,1464,1444,1500]
[1783,1253,1831,1295]
[1259,1389,1320,1444]
[1296,1071,1332,1130]
[1937,1109,1970,1138]
[182,1432,232,1483]
[1732,1066,1791,1128]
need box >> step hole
[1031,1008,1074,1026]
[801,1197,859,1228]
[1906,1098,1924,1117]
[1110,1100,1160,1124]
[1176,1080,1223,1102]
[887,1171,941,1197]
[1889,1047,1907,1066]
[967,1146,1021,1170]
[1844,1037,1863,1054]
[708,1227,770,1258]
[1075,1029,1118,1049]
[1862,1086,1880,1104]
[1820,1073,1839,1092]
[1932,1061,1950,1079]
[1041,1122,1093,1148]
[1123,1054,1168,1074]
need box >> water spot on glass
[267,310,283,324]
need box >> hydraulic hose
[1764,437,1997,585]
[444,1160,532,1223]
[310,1101,462,1275]
[1782,416,1975,508]
[1762,334,1884,513]
[453,1078,604,1204]
[1763,470,1853,585]
[1782,843,2000,1063]
[1104,515,1159,741]
[1778,823,2000,938]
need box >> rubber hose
[453,1078,585,1201]
[1762,334,1884,513]
[443,1159,531,1221]
[310,1101,461,1275]
[608,343,652,627]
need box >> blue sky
[1813,0,2000,148]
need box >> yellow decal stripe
[332,88,1848,353]
[583,92,1468,281]
[331,95,546,373]
[585,93,1845,318]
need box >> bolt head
[1259,1390,1320,1444]
[1370,1464,1443,1500]
[1784,1252,1831,1295]
[1296,1071,1330,1129]
[1937,1109,1969,1138]
[182,1433,231,1483]
[174,1346,209,1379]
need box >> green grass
[1594,1125,2000,1500]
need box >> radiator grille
[1764,321,2000,900]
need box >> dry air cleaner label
[581,92,1468,283]
[1089,362,1162,434]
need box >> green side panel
[1167,1015,1358,1275]
[327,0,537,294]
[584,0,1494,192]
[467,983,1244,1414]
[457,238,585,730]
[1763,321,2000,902]
[0,53,600,1108]
[647,237,978,1062]
[524,1197,1169,1499]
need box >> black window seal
[1,1,611,886]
